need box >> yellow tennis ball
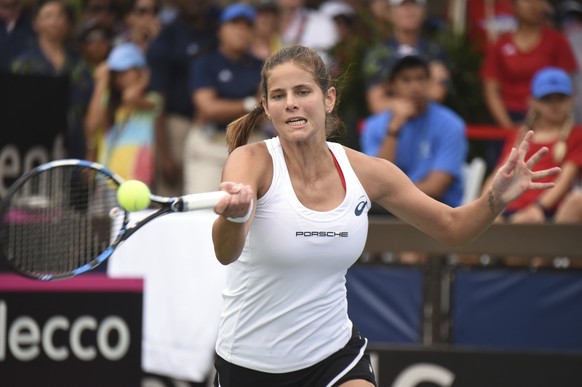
[117,180,151,212]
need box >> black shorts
[214,325,377,387]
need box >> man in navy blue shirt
[189,4,263,131]
[0,0,35,71]
[146,0,219,196]
[185,3,263,194]
[147,0,219,120]
[361,54,467,208]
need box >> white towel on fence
[108,210,226,382]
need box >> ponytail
[226,104,265,153]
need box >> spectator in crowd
[79,0,121,33]
[185,3,263,194]
[482,67,582,224]
[365,0,392,39]
[361,53,463,265]
[250,0,281,61]
[556,0,582,124]
[427,60,450,104]
[481,0,578,130]
[77,20,113,71]
[362,0,447,114]
[321,0,370,150]
[276,0,338,64]
[84,42,163,186]
[321,0,362,75]
[11,0,93,160]
[146,0,219,197]
[361,54,467,209]
[466,0,517,53]
[480,0,578,172]
[116,0,161,51]
[320,0,356,44]
[0,0,35,71]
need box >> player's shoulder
[344,146,405,201]
[228,140,271,166]
[224,141,272,193]
[344,146,394,174]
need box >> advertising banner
[370,346,582,387]
[0,274,143,387]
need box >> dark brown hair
[33,0,75,24]
[226,45,342,153]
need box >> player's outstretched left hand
[491,131,561,207]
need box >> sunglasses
[132,6,159,16]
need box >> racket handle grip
[180,191,229,211]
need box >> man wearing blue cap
[184,3,263,194]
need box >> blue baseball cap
[107,43,146,72]
[531,67,573,99]
[220,3,256,24]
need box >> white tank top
[215,137,370,373]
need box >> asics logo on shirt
[354,200,367,216]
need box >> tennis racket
[0,159,228,281]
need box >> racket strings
[0,165,125,279]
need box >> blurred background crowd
[2,0,582,247]
[2,2,582,386]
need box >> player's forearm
[212,217,247,265]
[444,190,504,246]
[415,180,445,200]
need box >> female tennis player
[211,45,560,387]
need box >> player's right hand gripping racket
[0,159,228,281]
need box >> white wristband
[226,200,254,223]
[243,96,258,113]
